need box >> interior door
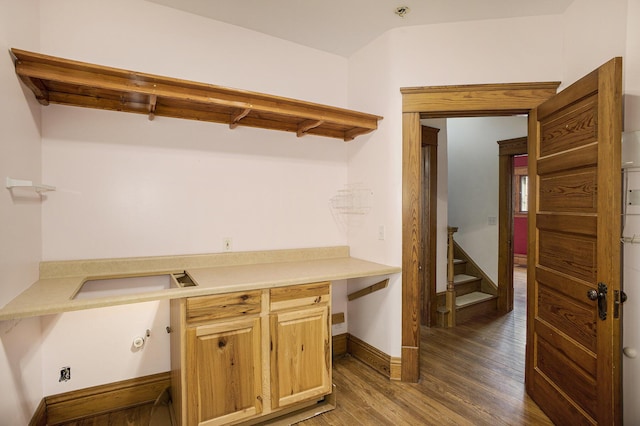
[526,58,623,425]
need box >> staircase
[439,227,498,327]
[451,256,497,324]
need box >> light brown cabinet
[269,283,332,410]
[171,282,332,426]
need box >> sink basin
[73,272,196,300]
[74,274,172,299]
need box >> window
[519,175,528,213]
[514,156,528,215]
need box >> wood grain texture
[299,268,553,426]
[45,372,171,425]
[331,312,345,325]
[401,82,560,116]
[401,112,422,381]
[52,272,551,426]
[270,282,330,303]
[422,126,439,327]
[401,82,558,383]
[270,305,331,409]
[332,333,348,357]
[28,399,47,426]
[347,279,388,301]
[186,291,262,324]
[347,335,394,379]
[12,48,381,142]
[187,317,262,425]
[528,57,623,426]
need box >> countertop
[0,246,401,320]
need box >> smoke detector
[395,6,410,18]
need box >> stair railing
[446,226,458,327]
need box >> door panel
[539,169,597,212]
[270,305,331,409]
[539,94,597,157]
[187,318,262,426]
[526,58,622,425]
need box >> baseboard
[42,371,171,425]
[32,335,397,425]
[390,356,402,381]
[514,253,527,266]
[28,398,47,426]
[347,334,399,380]
[332,333,348,357]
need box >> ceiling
[147,0,575,57]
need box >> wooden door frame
[400,82,560,382]
[497,136,528,314]
[421,125,439,327]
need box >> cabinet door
[270,305,331,409]
[186,317,262,426]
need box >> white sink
[73,274,174,300]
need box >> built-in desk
[1,246,400,425]
[0,246,400,320]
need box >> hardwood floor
[58,268,551,426]
[56,403,154,425]
[299,266,552,426]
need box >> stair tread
[456,291,495,308]
[453,274,481,284]
[453,259,466,264]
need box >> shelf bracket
[148,95,157,121]
[230,108,251,129]
[297,120,324,138]
[347,278,389,301]
[344,128,372,142]
[6,177,56,193]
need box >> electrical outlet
[59,366,71,382]
[223,238,233,252]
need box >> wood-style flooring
[298,267,552,426]
[59,267,552,426]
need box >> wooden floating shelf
[11,48,382,142]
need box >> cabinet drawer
[186,290,261,324]
[270,282,330,311]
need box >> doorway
[497,136,528,313]
[400,81,560,382]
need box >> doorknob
[587,283,608,321]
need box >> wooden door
[526,58,622,425]
[186,317,262,426]
[270,304,331,409]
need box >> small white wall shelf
[6,177,56,193]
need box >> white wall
[623,1,640,424]
[0,0,43,423]
[37,0,351,394]
[561,0,628,89]
[2,0,639,421]
[346,15,563,356]
[447,117,527,284]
